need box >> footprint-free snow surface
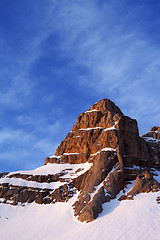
[0,172,160,240]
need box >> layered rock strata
[0,99,160,222]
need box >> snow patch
[90,147,116,157]
[143,137,160,143]
[103,126,117,131]
[2,163,93,189]
[89,182,104,203]
[49,155,61,159]
[101,147,116,152]
[124,165,143,171]
[85,110,100,113]
[78,127,104,131]
[152,170,160,183]
[63,153,80,156]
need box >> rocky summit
[0,99,160,223]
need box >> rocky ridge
[0,99,160,222]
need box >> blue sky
[0,0,160,172]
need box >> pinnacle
[89,99,123,115]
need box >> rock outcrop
[0,99,160,222]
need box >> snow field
[0,163,92,189]
[0,182,160,240]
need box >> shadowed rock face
[142,126,160,169]
[0,99,160,223]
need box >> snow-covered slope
[0,163,92,189]
[0,172,160,240]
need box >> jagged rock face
[143,126,160,140]
[142,127,160,168]
[119,170,160,200]
[45,99,123,165]
[0,99,160,223]
[45,99,150,168]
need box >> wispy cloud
[0,122,61,171]
[42,0,160,133]
[0,0,160,171]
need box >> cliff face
[0,99,160,222]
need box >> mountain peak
[89,98,123,115]
[142,126,160,141]
[71,99,123,132]
[0,99,160,224]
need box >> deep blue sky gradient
[0,0,160,171]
